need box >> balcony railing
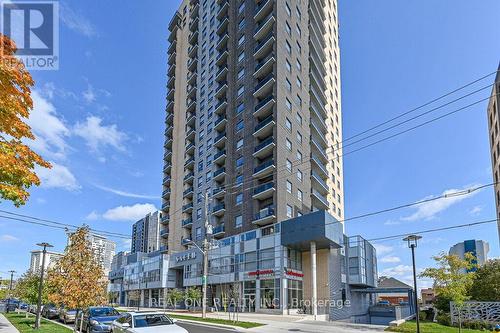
[213,224,225,235]
[254,116,274,132]
[213,167,226,178]
[254,159,274,174]
[254,137,274,153]
[212,203,225,213]
[183,187,194,196]
[254,74,274,93]
[254,207,275,221]
[253,182,275,196]
[182,203,194,211]
[182,218,193,227]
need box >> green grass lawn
[4,313,72,333]
[386,321,485,333]
[168,313,264,329]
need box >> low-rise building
[421,288,436,306]
[109,210,379,322]
[376,276,413,305]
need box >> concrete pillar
[255,279,261,311]
[311,241,318,320]
[140,290,145,307]
[148,289,152,308]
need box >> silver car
[59,308,78,324]
[111,312,188,333]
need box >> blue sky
[1,0,499,288]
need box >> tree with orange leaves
[0,33,51,206]
[46,227,108,310]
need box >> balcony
[212,203,226,216]
[183,186,194,198]
[216,18,228,35]
[167,76,175,90]
[188,30,198,44]
[311,171,329,194]
[212,187,226,199]
[252,207,276,226]
[181,238,192,246]
[215,66,228,82]
[182,218,193,228]
[184,157,195,169]
[166,88,175,102]
[310,105,327,133]
[254,54,275,79]
[252,182,275,200]
[254,0,273,21]
[254,33,275,60]
[187,57,198,72]
[311,154,328,178]
[253,136,275,158]
[168,11,181,32]
[183,172,195,183]
[186,112,196,127]
[216,33,229,51]
[254,13,275,40]
[187,72,197,86]
[214,116,227,131]
[182,202,194,213]
[214,81,228,98]
[213,167,226,181]
[165,113,173,125]
[187,85,197,99]
[253,159,275,178]
[214,132,227,148]
[254,95,275,118]
[162,188,171,198]
[167,38,176,55]
[168,51,176,65]
[311,136,328,161]
[188,44,198,59]
[164,124,173,137]
[312,189,329,210]
[212,224,225,238]
[191,2,199,18]
[186,128,196,141]
[214,100,227,115]
[187,99,197,113]
[168,62,176,77]
[215,49,228,66]
[253,115,275,138]
[189,16,199,32]
[164,137,173,149]
[162,201,170,211]
[160,228,169,238]
[168,27,178,43]
[162,176,171,185]
[163,151,172,161]
[163,162,172,173]
[213,149,226,165]
[253,74,275,98]
[216,1,229,19]
[185,142,195,155]
[161,214,170,224]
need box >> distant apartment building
[449,239,490,272]
[487,63,500,243]
[69,232,116,275]
[29,250,63,273]
[421,288,436,306]
[131,211,163,253]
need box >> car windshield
[133,314,173,327]
[90,308,119,317]
[67,310,77,314]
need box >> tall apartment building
[69,233,116,275]
[29,249,63,273]
[487,63,500,243]
[449,239,490,273]
[162,0,344,253]
[131,211,163,253]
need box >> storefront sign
[175,251,197,263]
[247,269,274,278]
[284,268,304,279]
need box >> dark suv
[75,307,120,333]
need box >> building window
[238,51,245,62]
[236,193,243,205]
[238,68,245,80]
[285,21,291,35]
[296,132,302,144]
[285,59,291,72]
[296,77,302,89]
[237,86,245,97]
[286,159,292,172]
[236,120,244,131]
[235,215,242,228]
[196,227,202,240]
[238,35,245,46]
[297,189,303,202]
[236,102,244,114]
[285,118,292,131]
[286,180,292,194]
[238,2,245,14]
[285,78,292,92]
[197,208,202,219]
[296,59,302,72]
[285,40,291,54]
[286,204,293,218]
[236,156,244,168]
[296,150,302,161]
[236,175,243,186]
[296,113,302,125]
[297,169,303,182]
[237,139,244,149]
[286,98,292,111]
[285,2,291,16]
[286,138,292,151]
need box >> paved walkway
[0,314,19,333]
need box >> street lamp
[184,239,208,318]
[35,242,53,329]
[6,270,16,313]
[403,235,422,333]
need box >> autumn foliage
[47,227,108,308]
[0,33,51,206]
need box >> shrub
[462,320,492,330]
[436,313,451,327]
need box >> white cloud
[36,161,80,191]
[380,256,401,263]
[380,265,414,277]
[27,91,70,160]
[60,2,98,38]
[82,83,96,103]
[94,184,159,199]
[0,234,19,242]
[85,211,100,221]
[402,186,480,222]
[468,206,482,216]
[374,244,393,256]
[73,116,127,153]
[102,203,157,222]
[384,220,400,226]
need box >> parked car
[377,300,391,306]
[111,312,188,333]
[59,308,78,324]
[28,304,40,313]
[75,306,120,333]
[41,304,59,319]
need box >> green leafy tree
[167,289,184,310]
[14,271,48,305]
[184,287,202,311]
[420,252,477,331]
[469,259,500,301]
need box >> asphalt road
[178,321,237,333]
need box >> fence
[450,301,500,324]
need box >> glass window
[237,139,244,149]
[260,279,280,309]
[285,59,291,72]
[296,132,302,144]
[286,139,292,151]
[285,40,291,54]
[238,2,245,14]
[296,77,302,89]
[235,215,242,228]
[285,2,291,16]
[297,189,303,202]
[285,78,291,92]
[286,98,292,111]
[236,120,244,131]
[236,102,245,114]
[286,159,292,172]
[237,86,245,97]
[286,180,292,194]
[286,204,293,218]
[297,169,303,182]
[285,118,292,131]
[238,68,245,79]
[296,113,302,125]
[236,193,243,205]
[238,35,245,46]
[296,150,302,161]
[236,156,244,167]
[238,51,245,62]
[285,21,291,35]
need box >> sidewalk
[0,314,19,333]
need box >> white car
[111,311,188,333]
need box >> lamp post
[403,235,422,333]
[35,242,53,329]
[6,270,16,313]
